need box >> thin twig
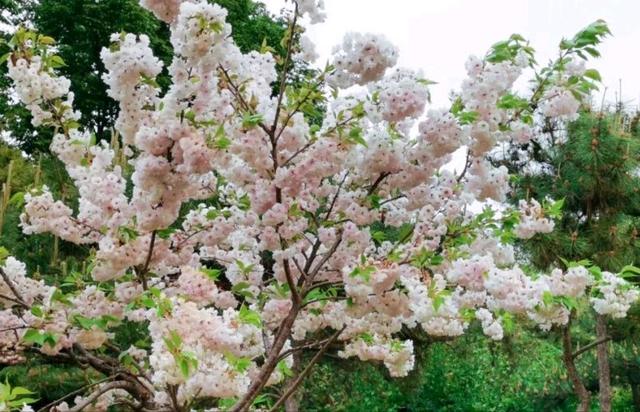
[271,2,299,136]
[37,375,117,412]
[218,65,272,137]
[0,267,28,307]
[305,234,343,286]
[137,231,157,290]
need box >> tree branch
[572,336,612,359]
[562,320,591,412]
[367,172,390,196]
[37,375,117,412]
[0,267,28,308]
[66,381,136,412]
[271,2,299,137]
[269,327,345,412]
[136,230,157,290]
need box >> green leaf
[496,93,529,111]
[118,226,139,241]
[178,357,190,378]
[0,247,9,263]
[242,113,264,129]
[201,268,222,281]
[10,387,34,397]
[238,305,262,328]
[231,282,255,299]
[619,265,640,279]
[349,265,376,282]
[30,306,44,318]
[49,55,66,68]
[224,352,252,373]
[277,360,294,378]
[219,398,238,410]
[543,198,565,219]
[346,126,367,147]
[156,228,176,240]
[372,231,386,243]
[457,111,479,125]
[23,329,45,346]
[583,68,602,82]
[237,194,251,211]
[360,332,374,345]
[432,294,445,311]
[214,135,232,150]
[39,35,56,45]
[0,52,10,65]
[397,223,415,244]
[73,315,95,330]
[501,312,515,334]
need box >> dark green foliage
[495,109,640,410]
[213,0,286,56]
[0,354,101,407]
[298,329,613,412]
[508,111,640,272]
[0,0,287,154]
[31,0,172,146]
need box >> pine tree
[497,108,640,411]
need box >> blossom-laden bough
[0,0,637,411]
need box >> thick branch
[229,303,301,412]
[0,292,29,308]
[283,259,301,305]
[572,336,612,359]
[37,375,117,412]
[562,322,591,412]
[367,172,390,196]
[596,314,612,412]
[269,327,344,412]
[66,381,137,412]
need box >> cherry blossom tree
[0,1,637,411]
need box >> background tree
[0,0,288,154]
[493,107,640,411]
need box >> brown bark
[632,383,640,412]
[562,324,591,412]
[230,304,301,412]
[284,351,302,412]
[596,314,612,412]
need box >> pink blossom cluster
[2,1,631,409]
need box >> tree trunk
[230,304,300,412]
[562,324,591,412]
[596,315,612,412]
[283,351,302,412]
[631,383,640,412]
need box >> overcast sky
[262,0,640,109]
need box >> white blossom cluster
[514,199,555,239]
[591,271,640,318]
[328,33,399,88]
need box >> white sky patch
[263,0,640,109]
